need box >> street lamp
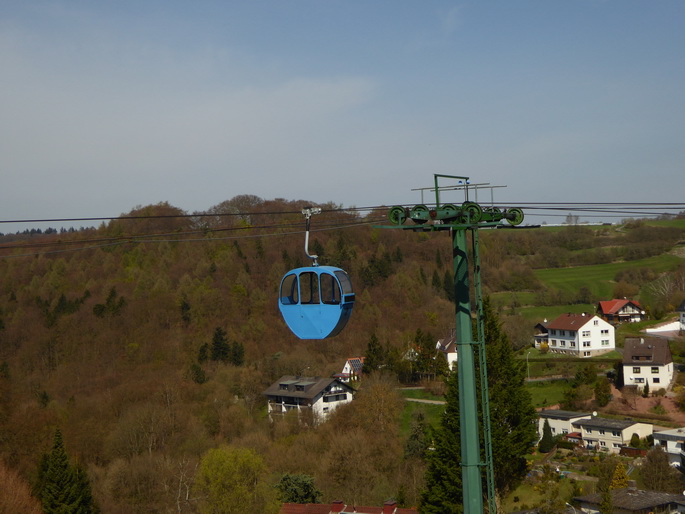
[526,350,532,380]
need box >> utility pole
[381,174,524,513]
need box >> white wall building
[654,427,685,467]
[622,337,674,392]
[538,409,591,441]
[574,417,653,453]
[263,376,355,424]
[542,313,615,357]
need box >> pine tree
[230,341,245,366]
[420,370,462,513]
[363,333,385,375]
[210,327,230,362]
[421,297,537,510]
[38,429,97,513]
[538,419,555,453]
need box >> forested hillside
[0,196,684,511]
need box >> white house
[597,299,645,324]
[574,417,653,453]
[678,300,685,334]
[436,330,458,370]
[654,427,685,467]
[622,337,674,392]
[263,376,354,424]
[338,357,364,382]
[537,409,591,442]
[540,313,615,357]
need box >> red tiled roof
[598,299,641,315]
[546,313,594,331]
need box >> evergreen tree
[421,297,537,510]
[230,341,245,366]
[643,380,650,398]
[210,327,230,362]
[420,370,462,513]
[442,270,455,302]
[538,419,555,453]
[363,333,385,375]
[483,297,537,496]
[38,429,97,513]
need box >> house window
[653,378,660,384]
[583,351,591,357]
[551,339,557,346]
[323,407,329,413]
[561,330,566,336]
[551,329,557,336]
[612,431,620,437]
[594,320,599,326]
[601,329,609,334]
[635,378,644,384]
[560,341,566,347]
[583,341,591,347]
[279,384,289,390]
[295,385,305,391]
[599,429,605,435]
[651,367,659,374]
[599,441,606,447]
[587,429,593,434]
[601,340,609,346]
[562,429,568,434]
[613,443,621,448]
[582,330,591,337]
[633,367,641,374]
[570,342,576,347]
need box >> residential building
[533,320,549,349]
[435,329,458,370]
[263,376,355,424]
[574,487,685,513]
[537,409,591,442]
[280,500,417,514]
[654,427,685,467]
[539,313,615,357]
[574,417,652,453]
[597,299,645,324]
[338,357,364,382]
[678,300,685,334]
[622,337,674,392]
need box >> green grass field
[533,254,683,296]
[525,379,570,408]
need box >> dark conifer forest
[0,196,684,511]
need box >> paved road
[404,397,446,405]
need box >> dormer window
[296,385,305,391]
[279,384,288,390]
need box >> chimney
[383,500,397,514]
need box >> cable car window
[320,273,341,305]
[280,274,298,305]
[334,271,353,295]
[300,272,319,304]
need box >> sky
[1,0,684,232]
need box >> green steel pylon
[380,174,524,513]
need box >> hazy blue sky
[1,1,684,231]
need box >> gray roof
[575,488,685,511]
[574,417,642,431]
[623,337,672,366]
[538,409,591,420]
[262,375,354,401]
